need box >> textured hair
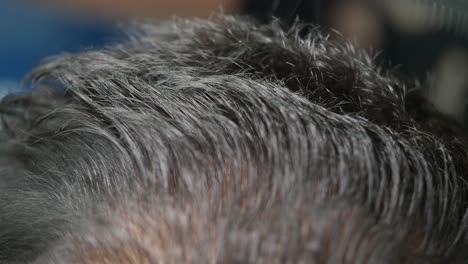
[1,16,468,263]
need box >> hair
[1,16,468,263]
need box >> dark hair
[1,16,467,263]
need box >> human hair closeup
[0,16,468,263]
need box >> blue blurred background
[0,2,119,96]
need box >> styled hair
[1,16,468,263]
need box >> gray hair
[1,16,467,263]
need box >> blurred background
[1,0,468,125]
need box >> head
[1,16,468,263]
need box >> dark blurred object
[246,0,468,125]
[247,0,468,76]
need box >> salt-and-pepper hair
[1,16,468,263]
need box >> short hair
[1,16,467,263]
